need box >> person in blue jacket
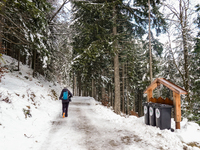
[59,87,73,118]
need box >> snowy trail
[40,97,144,150]
[38,96,200,150]
[1,55,200,150]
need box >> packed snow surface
[0,54,200,150]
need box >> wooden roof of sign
[144,78,187,94]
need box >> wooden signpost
[144,78,187,129]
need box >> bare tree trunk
[92,78,94,98]
[78,72,81,96]
[127,84,130,115]
[0,1,5,50]
[108,83,110,106]
[101,70,105,102]
[114,53,120,114]
[122,63,125,113]
[148,0,153,83]
[110,84,113,108]
[94,81,97,100]
[126,62,129,115]
[17,49,20,71]
[138,90,143,117]
[111,82,113,107]
[83,86,87,96]
[113,5,120,114]
[73,74,77,96]
[179,0,190,105]
[102,85,105,102]
[32,49,36,77]
[164,0,191,105]
[79,82,81,96]
[133,91,136,112]
[73,74,74,95]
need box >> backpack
[63,91,68,100]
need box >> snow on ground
[0,54,200,150]
[0,55,63,150]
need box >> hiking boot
[63,112,65,118]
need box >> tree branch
[48,0,69,23]
[166,30,186,87]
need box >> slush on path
[40,97,186,150]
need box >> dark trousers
[62,102,69,117]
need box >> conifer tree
[70,0,166,114]
[189,4,200,125]
[1,0,52,76]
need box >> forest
[0,0,200,125]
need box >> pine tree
[1,0,52,77]
[70,0,166,114]
[189,4,200,125]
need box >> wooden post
[173,92,181,129]
[144,78,187,130]
[147,89,153,102]
[176,122,180,129]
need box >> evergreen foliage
[189,4,200,125]
[70,0,166,115]
[3,0,200,124]
[1,0,52,76]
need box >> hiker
[59,87,73,118]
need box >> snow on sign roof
[144,78,188,94]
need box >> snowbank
[94,101,200,149]
[0,55,62,149]
[0,55,200,150]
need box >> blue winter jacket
[59,88,73,103]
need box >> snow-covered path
[40,97,143,150]
[1,55,200,150]
[39,97,189,150]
